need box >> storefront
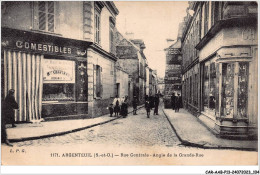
[2,27,91,122]
[198,23,258,138]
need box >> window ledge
[30,29,62,37]
[42,101,88,105]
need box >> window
[221,62,249,119]
[204,2,209,36]
[110,18,115,53]
[94,65,102,98]
[94,9,101,44]
[42,59,75,101]
[38,1,55,32]
[221,63,235,118]
[237,62,249,118]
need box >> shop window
[209,63,216,109]
[237,62,249,118]
[38,1,55,32]
[43,84,74,101]
[221,63,235,118]
[42,59,75,101]
[203,65,209,108]
[203,62,217,112]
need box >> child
[145,98,151,118]
[108,104,114,117]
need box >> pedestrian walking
[2,89,19,146]
[145,96,151,118]
[132,96,138,115]
[121,96,128,118]
[149,95,154,109]
[171,93,176,110]
[154,94,159,115]
[175,94,182,112]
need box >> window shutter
[33,2,39,30]
[38,1,46,31]
[93,64,96,98]
[48,1,54,32]
[100,66,103,97]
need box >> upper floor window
[109,17,115,53]
[94,8,101,44]
[38,1,55,32]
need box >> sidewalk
[7,105,144,142]
[163,108,258,151]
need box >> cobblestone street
[11,106,180,148]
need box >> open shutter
[93,64,96,98]
[100,66,103,97]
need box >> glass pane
[43,83,74,101]
[48,1,54,14]
[39,1,46,12]
[237,62,249,118]
[209,62,216,110]
[39,12,46,31]
[221,63,235,118]
[215,63,219,114]
[48,14,54,32]
[203,65,209,108]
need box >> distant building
[164,22,184,108]
[115,31,147,104]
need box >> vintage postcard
[1,1,258,172]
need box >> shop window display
[203,65,209,108]
[43,84,74,101]
[221,63,235,118]
[237,62,249,118]
[203,62,217,114]
[42,59,75,101]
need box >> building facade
[1,1,120,121]
[164,39,182,108]
[181,1,258,138]
[115,32,147,105]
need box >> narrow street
[11,105,180,147]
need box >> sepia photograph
[1,0,259,173]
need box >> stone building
[115,31,147,104]
[1,1,120,121]
[164,22,184,108]
[181,1,258,138]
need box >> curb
[9,105,145,143]
[162,109,257,151]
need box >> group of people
[108,95,129,118]
[109,94,161,119]
[171,93,182,112]
[145,94,160,118]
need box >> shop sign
[43,59,75,83]
[2,38,87,57]
[168,48,181,55]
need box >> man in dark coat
[153,94,160,115]
[132,96,138,115]
[171,93,176,110]
[175,94,182,112]
[2,89,18,146]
